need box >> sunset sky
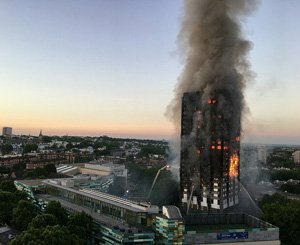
[0,0,300,144]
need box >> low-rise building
[14,179,280,245]
[154,206,184,244]
[26,153,74,169]
[0,154,23,167]
[184,213,280,245]
[257,145,268,164]
[292,150,300,166]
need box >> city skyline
[1,0,300,144]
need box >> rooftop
[163,205,182,219]
[184,213,278,232]
[37,194,152,234]
[42,179,157,213]
[15,179,45,187]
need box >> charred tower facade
[180,91,240,213]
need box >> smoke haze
[166,0,257,131]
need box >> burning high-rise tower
[180,91,240,213]
[166,0,257,212]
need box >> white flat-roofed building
[257,145,268,164]
[292,150,300,166]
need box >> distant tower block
[180,92,240,213]
[2,127,12,136]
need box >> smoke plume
[166,0,257,131]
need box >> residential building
[26,153,74,169]
[0,155,22,167]
[2,127,12,136]
[180,92,240,213]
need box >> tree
[10,228,43,245]
[74,155,93,163]
[67,212,93,241]
[41,225,83,245]
[267,148,294,168]
[0,191,18,225]
[11,163,26,179]
[25,167,47,179]
[139,144,167,158]
[29,214,59,229]
[25,164,57,179]
[280,182,300,194]
[12,200,38,230]
[260,194,300,245]
[10,225,83,245]
[45,201,68,225]
[42,136,52,143]
[0,180,17,192]
[270,169,300,181]
[0,166,10,175]
[1,144,13,155]
[44,164,57,175]
[0,190,26,225]
[78,140,92,149]
[66,143,74,150]
[23,144,38,154]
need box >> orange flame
[208,98,217,104]
[229,154,239,178]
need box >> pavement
[0,226,20,245]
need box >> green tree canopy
[45,201,68,225]
[11,163,26,179]
[66,143,74,150]
[0,166,10,175]
[0,190,26,225]
[0,180,17,192]
[1,144,13,155]
[23,144,38,154]
[12,200,38,230]
[270,169,300,181]
[280,182,300,194]
[67,212,93,241]
[260,194,300,245]
[28,214,59,229]
[0,191,18,225]
[78,140,92,149]
[42,136,52,143]
[10,225,83,245]
[139,144,167,158]
[44,164,57,174]
[267,148,294,168]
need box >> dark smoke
[166,0,257,132]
